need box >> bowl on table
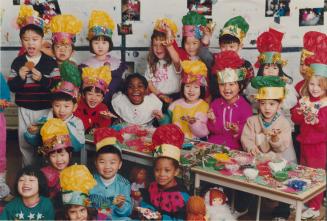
[273,171,289,182]
[243,168,259,180]
[225,161,240,173]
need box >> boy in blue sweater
[89,128,132,220]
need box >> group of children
[0,4,326,220]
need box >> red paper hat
[152,124,184,162]
[94,128,123,152]
[301,31,327,63]
[255,28,286,67]
[304,50,327,78]
[211,51,246,84]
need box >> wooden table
[191,166,326,221]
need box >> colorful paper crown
[181,60,207,86]
[50,14,83,44]
[88,10,115,40]
[305,50,327,78]
[16,5,44,30]
[152,124,184,162]
[256,28,286,67]
[212,51,247,84]
[94,127,124,153]
[60,164,97,207]
[219,16,249,43]
[82,66,112,93]
[182,11,207,39]
[251,76,286,100]
[39,118,71,155]
[154,18,178,37]
[54,61,81,99]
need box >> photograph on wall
[265,0,290,17]
[118,23,133,35]
[187,0,212,16]
[299,8,324,26]
[122,0,140,22]
[324,0,327,12]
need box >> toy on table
[136,207,160,220]
[204,188,235,221]
[186,196,206,221]
[130,167,147,209]
[287,179,309,191]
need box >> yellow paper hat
[181,60,208,86]
[251,76,286,100]
[82,66,112,93]
[88,10,115,40]
[60,164,97,206]
[16,5,44,30]
[39,118,71,155]
[50,14,83,44]
[154,18,178,37]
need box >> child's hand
[113,195,126,208]
[226,122,239,134]
[249,146,261,156]
[181,115,197,125]
[0,100,12,110]
[19,66,29,80]
[100,111,118,119]
[207,108,216,122]
[268,129,281,142]
[296,107,304,115]
[27,124,40,134]
[152,110,164,120]
[158,94,172,103]
[31,68,42,81]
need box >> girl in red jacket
[291,49,327,219]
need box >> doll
[186,196,206,221]
[204,188,235,221]
[130,167,147,208]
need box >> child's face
[21,30,43,57]
[154,158,178,189]
[95,153,122,180]
[91,39,110,57]
[259,99,281,121]
[54,43,73,63]
[48,149,70,171]
[85,89,104,108]
[308,76,326,98]
[184,82,201,103]
[136,169,146,183]
[127,77,146,105]
[184,36,201,57]
[52,100,77,121]
[152,38,166,60]
[67,205,88,221]
[212,197,223,206]
[220,42,242,53]
[18,175,39,199]
[218,81,240,104]
[263,64,279,76]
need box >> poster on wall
[299,8,324,26]
[265,0,290,17]
[187,0,213,16]
[122,0,140,22]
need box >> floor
[2,129,326,220]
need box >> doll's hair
[181,83,206,100]
[14,166,49,197]
[257,63,293,84]
[82,86,105,96]
[129,166,147,183]
[154,157,179,170]
[52,92,77,104]
[95,145,122,161]
[89,35,113,54]
[219,34,241,46]
[148,30,172,75]
[186,196,206,220]
[300,75,327,98]
[62,205,98,220]
[123,73,148,95]
[19,24,44,39]
[209,188,226,206]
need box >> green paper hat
[220,16,249,43]
[55,61,81,98]
[182,11,207,39]
[251,76,286,100]
[310,63,327,78]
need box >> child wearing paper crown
[24,61,85,153]
[60,164,97,220]
[242,76,296,220]
[89,128,132,220]
[140,124,190,220]
[208,51,252,150]
[49,14,83,65]
[80,10,127,108]
[154,60,209,139]
[145,18,181,106]
[74,65,112,134]
[291,50,327,219]
[8,5,60,166]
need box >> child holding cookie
[7,5,60,166]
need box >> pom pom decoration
[82,65,112,93]
[88,10,115,40]
[219,16,249,43]
[181,60,208,86]
[16,5,44,30]
[154,18,178,37]
[93,127,124,153]
[182,11,207,39]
